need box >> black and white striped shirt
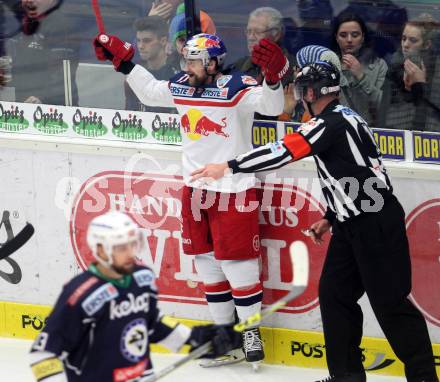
[228,100,393,223]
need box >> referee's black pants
[319,195,438,382]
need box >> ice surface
[1,338,406,382]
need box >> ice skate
[242,327,264,371]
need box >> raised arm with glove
[251,38,290,85]
[93,33,135,74]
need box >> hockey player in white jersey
[92,32,289,368]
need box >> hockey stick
[142,240,309,382]
[141,342,212,382]
[234,240,309,332]
[91,0,106,34]
[0,222,35,261]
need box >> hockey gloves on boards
[251,38,289,85]
[188,324,242,357]
[93,34,135,73]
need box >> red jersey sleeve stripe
[283,132,312,160]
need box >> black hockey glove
[188,324,242,358]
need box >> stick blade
[289,240,309,288]
[0,222,35,261]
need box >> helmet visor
[294,84,309,101]
[112,229,144,258]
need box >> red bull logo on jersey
[180,109,229,141]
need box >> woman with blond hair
[379,13,440,132]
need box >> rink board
[0,115,439,379]
[1,301,439,378]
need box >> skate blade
[249,360,262,372]
[199,353,245,368]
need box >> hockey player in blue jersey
[29,211,240,382]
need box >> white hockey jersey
[126,65,284,192]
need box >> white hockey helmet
[86,211,142,268]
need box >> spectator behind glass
[231,7,295,87]
[0,0,27,87]
[125,16,179,112]
[9,0,79,105]
[341,0,408,62]
[230,7,296,121]
[148,0,181,24]
[295,0,333,48]
[168,3,216,71]
[330,12,388,126]
[0,0,62,90]
[379,14,440,132]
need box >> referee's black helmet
[294,61,340,101]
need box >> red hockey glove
[251,38,289,85]
[93,34,135,71]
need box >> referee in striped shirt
[191,61,438,382]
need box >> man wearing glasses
[232,7,295,88]
[231,7,296,121]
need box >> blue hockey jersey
[29,264,191,382]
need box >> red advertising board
[407,199,440,327]
[70,171,328,314]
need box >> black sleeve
[119,61,135,75]
[148,297,191,352]
[411,82,426,105]
[30,285,86,356]
[323,207,336,225]
[145,272,191,351]
[29,283,87,381]
[228,140,295,174]
[228,117,333,174]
